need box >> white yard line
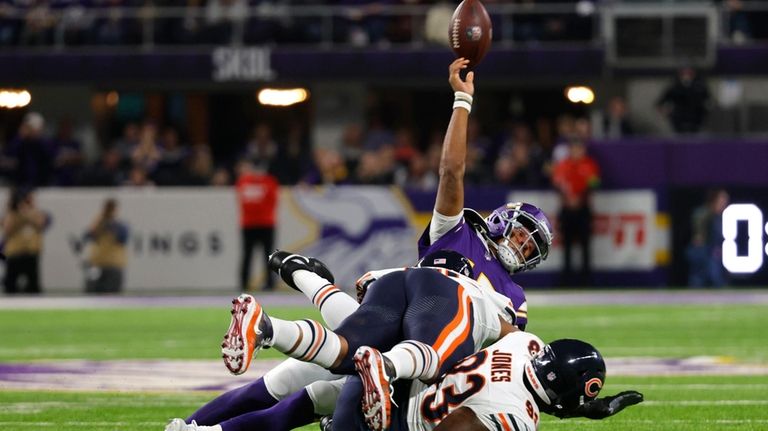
[1,356,767,393]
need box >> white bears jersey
[405,331,545,431]
[360,267,518,352]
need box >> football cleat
[354,346,396,431]
[164,418,221,431]
[268,250,335,290]
[221,294,273,375]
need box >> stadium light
[257,88,309,106]
[565,86,595,104]
[0,89,31,109]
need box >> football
[449,0,493,67]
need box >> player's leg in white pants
[263,358,344,413]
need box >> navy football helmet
[483,202,553,274]
[417,249,474,279]
[528,339,606,415]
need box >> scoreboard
[670,187,768,286]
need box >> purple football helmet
[484,202,553,274]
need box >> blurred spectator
[571,0,595,41]
[20,0,55,45]
[153,125,189,185]
[302,147,348,185]
[51,117,84,186]
[494,122,547,187]
[2,188,49,294]
[551,139,600,286]
[334,0,391,46]
[185,142,214,185]
[242,123,278,170]
[244,0,290,44]
[387,0,417,44]
[392,127,417,166]
[493,155,516,186]
[56,0,92,46]
[551,114,577,163]
[91,0,139,45]
[362,115,394,151]
[131,121,161,175]
[204,0,247,44]
[0,1,22,45]
[277,0,324,44]
[81,147,125,186]
[394,150,437,190]
[539,0,568,41]
[178,0,206,44]
[508,0,541,42]
[235,159,279,291]
[114,121,141,168]
[686,188,730,288]
[339,123,365,175]
[424,0,452,46]
[5,112,54,187]
[83,198,129,293]
[467,117,495,172]
[354,145,395,184]
[466,118,494,183]
[123,165,155,187]
[720,0,751,44]
[573,116,592,143]
[271,124,309,185]
[599,96,634,139]
[0,141,16,184]
[656,67,712,134]
[424,128,443,174]
[210,166,232,186]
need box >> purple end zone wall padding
[0,47,604,83]
[590,139,768,189]
[716,46,768,75]
[3,45,768,83]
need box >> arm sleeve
[429,210,464,244]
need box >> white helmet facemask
[482,202,553,274]
[486,222,544,274]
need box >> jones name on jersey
[406,331,545,431]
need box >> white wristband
[453,100,472,113]
[454,91,474,105]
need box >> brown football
[449,0,492,67]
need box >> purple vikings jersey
[418,216,529,328]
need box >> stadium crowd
[0,109,607,190]
[1,0,766,48]
[0,0,599,47]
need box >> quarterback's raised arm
[434,58,475,218]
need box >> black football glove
[556,391,644,420]
[268,250,335,291]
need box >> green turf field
[2,375,768,430]
[1,302,766,430]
